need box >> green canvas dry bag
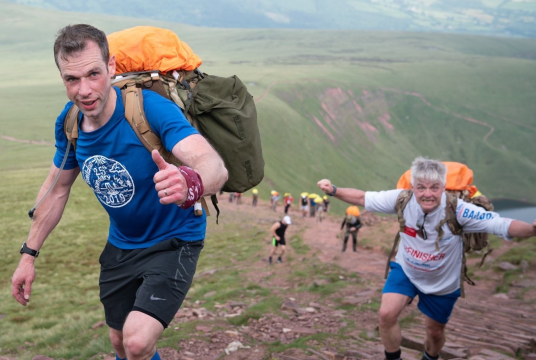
[189,74,264,193]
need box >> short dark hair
[53,24,110,70]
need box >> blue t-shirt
[53,87,205,249]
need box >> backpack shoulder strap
[434,192,463,250]
[64,104,80,150]
[395,189,413,233]
[122,83,181,166]
[384,189,413,279]
[121,83,211,217]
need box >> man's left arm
[152,134,228,206]
[508,219,536,238]
[457,200,536,240]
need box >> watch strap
[328,185,337,196]
[20,242,39,258]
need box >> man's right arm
[12,164,79,306]
[317,179,365,206]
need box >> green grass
[226,296,283,326]
[493,236,536,293]
[1,2,536,358]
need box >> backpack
[63,26,264,218]
[346,205,360,217]
[387,163,495,297]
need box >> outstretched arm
[317,179,365,207]
[508,219,536,238]
[12,164,79,306]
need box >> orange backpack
[397,162,478,196]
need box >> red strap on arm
[178,166,204,209]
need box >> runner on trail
[268,215,292,264]
[284,193,294,214]
[300,193,309,218]
[315,195,324,222]
[317,157,536,360]
[323,195,330,213]
[308,193,318,217]
[271,191,280,212]
[235,192,242,205]
[11,24,228,360]
[252,188,259,207]
[340,206,362,252]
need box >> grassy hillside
[1,3,536,359]
[1,0,536,214]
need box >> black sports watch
[20,242,39,258]
[328,185,337,196]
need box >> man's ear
[108,55,116,78]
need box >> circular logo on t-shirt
[82,155,135,208]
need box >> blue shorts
[383,262,460,324]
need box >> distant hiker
[235,192,242,205]
[229,192,235,203]
[323,195,330,212]
[308,193,317,217]
[300,192,309,218]
[268,215,292,264]
[318,157,536,360]
[271,191,280,212]
[341,206,362,252]
[252,188,259,206]
[11,24,228,360]
[284,193,294,214]
[315,195,324,222]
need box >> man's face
[412,179,445,213]
[57,41,116,123]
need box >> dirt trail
[212,197,536,359]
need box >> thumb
[152,150,169,171]
[24,283,31,301]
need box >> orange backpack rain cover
[396,162,478,197]
[107,26,202,75]
[346,206,360,217]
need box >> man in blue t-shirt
[11,24,228,360]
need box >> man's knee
[123,331,154,358]
[378,294,411,328]
[378,307,399,327]
[426,323,445,342]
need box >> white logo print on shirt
[82,155,135,208]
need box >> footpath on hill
[6,197,534,360]
[153,197,536,360]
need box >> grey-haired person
[318,157,536,360]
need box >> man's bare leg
[423,315,446,358]
[110,311,164,360]
[378,293,412,353]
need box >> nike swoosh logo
[150,294,166,301]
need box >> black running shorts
[99,238,204,330]
[272,236,286,246]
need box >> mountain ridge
[5,0,536,37]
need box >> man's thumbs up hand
[152,150,187,205]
